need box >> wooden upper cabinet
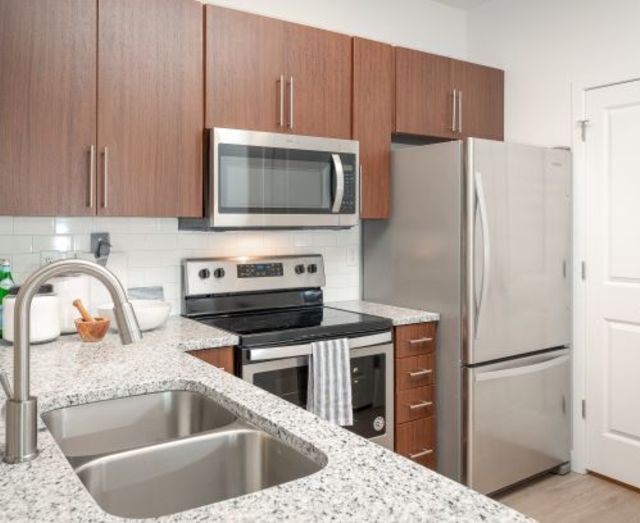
[452,60,504,141]
[97,0,203,217]
[206,6,285,133]
[395,48,455,140]
[0,0,97,216]
[206,7,351,139]
[285,24,352,139]
[353,38,394,219]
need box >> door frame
[570,73,640,474]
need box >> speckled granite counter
[328,300,440,325]
[0,316,527,522]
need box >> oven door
[241,336,394,450]
[211,128,359,229]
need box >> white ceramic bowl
[98,299,171,332]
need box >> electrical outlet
[347,246,358,267]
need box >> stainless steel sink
[43,390,324,518]
[75,427,323,519]
[43,390,237,463]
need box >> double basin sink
[43,390,324,519]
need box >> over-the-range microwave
[180,128,359,230]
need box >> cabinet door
[353,38,394,219]
[206,7,286,133]
[97,0,203,217]
[395,48,455,139]
[0,0,97,216]
[285,24,352,139]
[453,60,504,140]
[189,347,235,374]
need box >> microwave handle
[331,153,345,213]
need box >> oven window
[250,353,387,440]
[218,144,333,214]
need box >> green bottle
[0,259,15,338]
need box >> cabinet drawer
[188,347,234,374]
[395,386,434,424]
[396,417,436,469]
[395,323,436,358]
[396,354,435,390]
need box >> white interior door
[585,79,640,488]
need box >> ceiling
[432,0,490,10]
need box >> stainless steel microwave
[180,128,359,230]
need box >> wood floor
[496,472,640,523]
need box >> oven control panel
[238,262,284,278]
[183,255,325,297]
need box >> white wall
[467,0,640,146]
[0,217,360,315]
[207,0,468,58]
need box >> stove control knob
[294,264,306,275]
[213,268,226,279]
[198,268,211,279]
[307,263,318,274]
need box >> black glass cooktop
[196,306,392,348]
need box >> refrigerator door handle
[474,171,491,338]
[475,353,570,382]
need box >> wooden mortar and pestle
[73,299,111,342]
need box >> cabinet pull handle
[408,337,433,345]
[102,147,109,209]
[278,75,285,127]
[409,448,434,460]
[452,89,457,132]
[408,400,433,410]
[288,76,294,129]
[88,145,95,208]
[408,368,432,378]
[458,90,463,133]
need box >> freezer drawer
[465,349,570,494]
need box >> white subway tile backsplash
[12,217,55,234]
[0,235,33,253]
[32,235,73,252]
[0,217,13,234]
[54,217,94,234]
[0,217,361,313]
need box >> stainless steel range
[182,255,394,450]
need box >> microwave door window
[218,144,333,214]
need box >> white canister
[2,284,61,344]
[50,274,91,334]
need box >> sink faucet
[0,259,142,464]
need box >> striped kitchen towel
[307,338,354,426]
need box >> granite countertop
[0,316,526,522]
[328,300,440,325]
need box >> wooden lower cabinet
[394,322,437,471]
[396,417,436,469]
[188,347,235,374]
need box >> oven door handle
[247,331,392,362]
[331,153,345,213]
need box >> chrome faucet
[0,259,142,464]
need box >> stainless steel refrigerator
[363,138,571,494]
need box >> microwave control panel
[340,158,357,214]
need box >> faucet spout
[3,259,142,464]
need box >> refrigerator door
[465,349,571,494]
[465,139,571,364]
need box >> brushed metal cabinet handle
[102,147,109,209]
[408,368,432,378]
[408,337,433,345]
[409,448,434,460]
[408,400,433,410]
[288,76,294,129]
[452,89,457,132]
[278,74,284,127]
[458,90,463,133]
[88,145,95,208]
